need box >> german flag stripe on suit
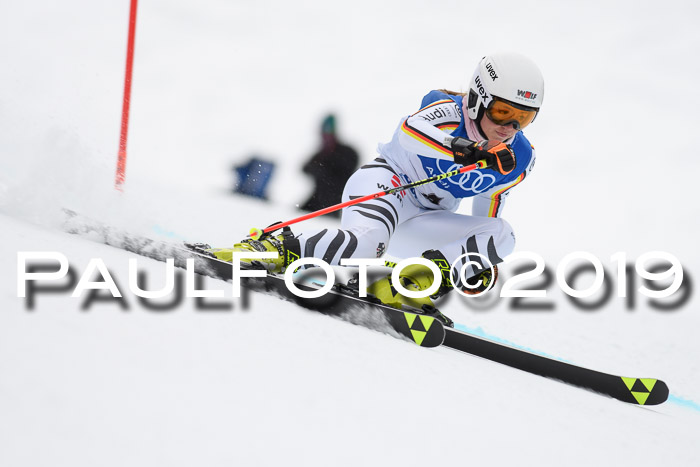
[487,172,526,217]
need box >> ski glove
[450,137,517,175]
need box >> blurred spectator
[232,156,276,200]
[300,114,359,217]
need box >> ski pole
[248,159,490,240]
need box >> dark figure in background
[300,114,359,217]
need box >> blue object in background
[232,157,276,200]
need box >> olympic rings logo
[441,163,496,193]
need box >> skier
[207,52,544,315]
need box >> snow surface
[2,0,700,465]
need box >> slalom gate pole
[115,0,139,191]
[248,159,489,239]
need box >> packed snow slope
[2,0,700,466]
[1,202,699,467]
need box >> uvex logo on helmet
[474,75,489,103]
[517,90,538,100]
[484,62,499,81]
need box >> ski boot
[366,250,456,327]
[366,250,499,326]
[199,227,301,274]
[461,264,499,295]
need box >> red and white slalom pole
[115,0,139,191]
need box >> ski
[442,328,669,405]
[182,243,447,348]
[61,210,670,405]
[61,210,445,347]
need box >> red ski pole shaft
[248,159,488,239]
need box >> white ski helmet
[466,52,544,128]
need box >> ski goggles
[485,97,538,130]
